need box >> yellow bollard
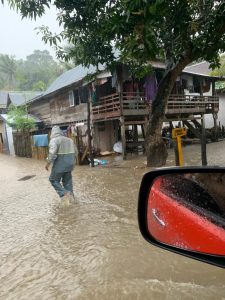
[176,136,183,166]
[172,128,187,167]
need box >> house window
[69,90,74,107]
[79,87,89,103]
[74,90,80,106]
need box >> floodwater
[1,141,225,300]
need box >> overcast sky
[0,2,61,59]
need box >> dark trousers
[49,170,73,198]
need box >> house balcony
[92,92,149,122]
[92,93,219,122]
[166,94,219,115]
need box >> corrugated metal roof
[9,93,26,106]
[0,91,8,106]
[150,60,223,79]
[0,113,42,123]
[184,61,211,76]
[28,61,224,105]
[183,61,224,79]
[0,91,43,106]
[43,64,106,97]
[141,60,223,79]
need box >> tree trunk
[145,58,190,167]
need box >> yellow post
[172,127,186,166]
[176,136,183,166]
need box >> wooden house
[0,91,42,155]
[27,62,222,161]
[0,91,28,154]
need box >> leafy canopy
[210,54,225,90]
[0,50,69,91]
[6,0,225,73]
[0,54,17,89]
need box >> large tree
[0,50,65,91]
[6,0,225,166]
[16,50,62,91]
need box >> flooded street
[1,141,225,300]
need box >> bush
[7,104,36,131]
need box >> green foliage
[7,0,50,20]
[5,0,225,165]
[210,55,225,90]
[16,50,62,91]
[0,50,67,91]
[211,55,225,77]
[7,104,36,131]
[0,54,17,89]
[32,80,46,91]
[5,0,225,75]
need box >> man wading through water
[45,126,78,203]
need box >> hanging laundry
[144,74,158,102]
[67,126,72,136]
[33,134,49,147]
[71,125,77,136]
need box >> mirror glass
[147,173,225,256]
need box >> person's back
[50,132,77,173]
[46,126,78,202]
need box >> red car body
[147,177,225,256]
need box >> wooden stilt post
[201,114,207,166]
[76,127,81,165]
[114,120,118,141]
[141,124,145,139]
[213,112,218,141]
[120,117,126,160]
[116,64,126,160]
[133,124,138,153]
[134,125,138,142]
[212,80,218,141]
[88,90,94,167]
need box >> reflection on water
[1,141,225,299]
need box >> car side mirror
[138,167,225,268]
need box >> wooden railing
[92,93,121,120]
[92,93,219,121]
[92,92,149,121]
[122,92,148,113]
[167,95,219,113]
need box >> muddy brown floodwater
[1,141,225,300]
